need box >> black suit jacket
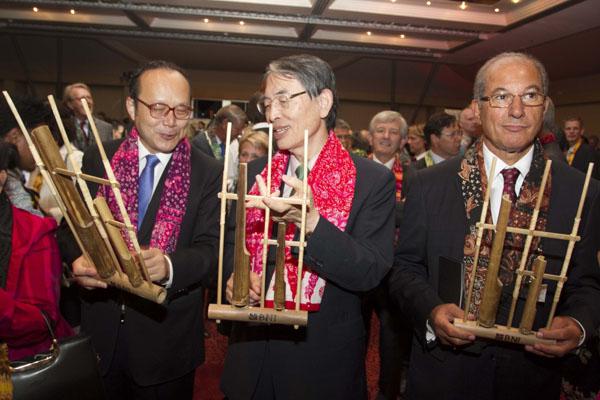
[71,139,222,386]
[571,142,600,180]
[389,156,600,399]
[192,131,217,158]
[220,155,396,400]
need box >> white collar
[137,139,172,166]
[372,154,395,170]
[482,142,533,181]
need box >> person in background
[564,116,600,179]
[63,82,112,151]
[407,123,427,161]
[238,128,269,164]
[0,141,73,361]
[415,112,461,170]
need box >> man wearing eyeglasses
[63,82,113,151]
[415,111,462,170]
[390,52,600,399]
[64,60,221,399]
[220,54,395,400]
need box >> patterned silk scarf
[245,131,356,311]
[99,127,191,253]
[460,140,551,317]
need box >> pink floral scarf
[99,127,191,253]
[245,131,356,311]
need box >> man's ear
[126,97,136,121]
[317,89,333,119]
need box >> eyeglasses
[440,130,462,139]
[135,98,193,120]
[480,92,546,108]
[257,91,307,115]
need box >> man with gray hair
[221,54,395,400]
[63,82,112,151]
[390,52,600,399]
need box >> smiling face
[473,57,547,165]
[126,68,190,154]
[371,121,405,163]
[263,73,331,159]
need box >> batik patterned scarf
[99,127,191,253]
[245,131,356,311]
[460,140,551,317]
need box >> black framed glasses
[257,91,307,115]
[480,92,546,108]
[135,98,193,120]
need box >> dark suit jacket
[73,116,112,151]
[220,154,396,400]
[389,156,600,399]
[571,142,600,180]
[70,139,222,386]
[192,131,217,158]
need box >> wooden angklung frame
[208,124,309,327]
[2,91,166,304]
[453,157,595,346]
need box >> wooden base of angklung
[453,318,556,346]
[208,304,308,326]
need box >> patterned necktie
[138,155,160,229]
[500,168,520,203]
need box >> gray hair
[473,52,549,100]
[63,82,91,101]
[368,111,408,137]
[262,54,338,130]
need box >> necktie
[500,168,520,203]
[219,142,226,158]
[290,165,308,197]
[138,155,160,229]
[80,120,89,147]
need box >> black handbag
[10,312,106,400]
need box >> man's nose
[508,95,525,118]
[163,109,177,127]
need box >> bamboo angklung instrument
[454,160,594,346]
[231,163,251,307]
[0,343,11,400]
[208,124,309,326]
[478,195,512,328]
[519,256,546,334]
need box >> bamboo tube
[274,222,287,310]
[519,256,546,334]
[31,126,118,280]
[475,224,578,242]
[3,91,99,280]
[506,160,551,327]
[0,343,11,400]
[216,123,232,307]
[260,124,274,308]
[546,163,594,328]
[478,195,511,328]
[208,304,308,326]
[94,196,144,287]
[231,163,251,307]
[464,157,497,316]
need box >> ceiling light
[494,8,500,12]
[203,18,209,23]
[511,0,520,3]
[70,8,75,14]
[391,0,397,3]
[459,1,467,10]
[426,1,431,5]
[400,34,405,39]
[367,31,372,36]
[32,6,39,12]
[239,20,245,25]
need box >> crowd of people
[1,51,599,400]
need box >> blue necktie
[138,154,160,229]
[219,142,225,158]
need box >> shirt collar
[137,139,172,166]
[483,142,533,181]
[372,154,395,170]
[430,150,446,164]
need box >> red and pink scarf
[99,127,191,254]
[245,131,356,311]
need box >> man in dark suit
[414,112,461,170]
[63,82,113,151]
[564,117,600,180]
[68,61,221,399]
[390,52,600,399]
[220,54,395,400]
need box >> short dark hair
[0,95,49,138]
[424,112,456,144]
[564,116,583,128]
[215,104,248,127]
[128,60,190,100]
[262,54,338,131]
